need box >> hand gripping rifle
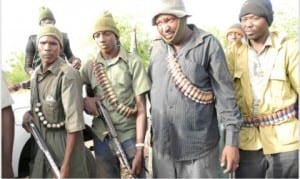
[28,120,61,179]
[96,101,137,179]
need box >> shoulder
[59,62,81,81]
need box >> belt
[243,105,296,127]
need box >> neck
[249,31,270,53]
[172,27,193,52]
[101,46,119,60]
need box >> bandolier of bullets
[243,105,296,127]
[93,61,137,117]
[167,55,214,104]
[34,102,65,129]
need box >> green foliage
[115,15,151,67]
[3,52,29,85]
[271,10,298,39]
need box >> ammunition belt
[167,55,214,104]
[93,60,137,117]
[243,105,296,127]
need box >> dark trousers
[93,137,146,178]
[236,149,298,178]
[153,145,221,178]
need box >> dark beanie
[38,7,56,25]
[239,0,273,26]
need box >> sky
[1,0,298,69]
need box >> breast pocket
[42,100,59,123]
[269,69,286,97]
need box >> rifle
[28,120,61,179]
[95,101,137,179]
[129,25,137,54]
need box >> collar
[96,47,129,66]
[36,57,65,76]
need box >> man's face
[40,18,55,26]
[227,32,243,43]
[240,14,269,41]
[93,31,118,54]
[38,36,60,67]
[155,14,179,41]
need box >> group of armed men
[2,0,298,178]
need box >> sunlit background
[1,0,298,69]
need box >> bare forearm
[62,132,78,166]
[135,95,147,143]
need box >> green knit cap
[92,10,119,39]
[38,6,56,25]
[37,24,63,48]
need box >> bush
[3,52,30,85]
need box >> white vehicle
[12,91,95,177]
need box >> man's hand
[220,145,239,173]
[22,111,34,133]
[83,97,104,117]
[131,148,143,177]
[71,58,81,70]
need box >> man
[81,11,151,178]
[2,74,15,178]
[148,0,243,178]
[24,6,81,75]
[226,23,245,44]
[22,24,90,178]
[226,0,299,178]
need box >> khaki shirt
[30,58,88,178]
[81,47,151,142]
[226,32,299,154]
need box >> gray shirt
[148,24,242,161]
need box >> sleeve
[61,68,85,133]
[207,37,243,146]
[25,35,36,74]
[80,60,93,85]
[2,74,14,108]
[130,55,151,96]
[62,33,75,62]
[286,39,299,94]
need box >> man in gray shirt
[148,0,243,178]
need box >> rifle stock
[28,120,61,179]
[96,101,137,178]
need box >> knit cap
[152,0,191,25]
[37,24,63,48]
[92,11,119,39]
[239,0,273,25]
[38,6,56,25]
[226,23,245,37]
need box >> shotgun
[28,120,61,179]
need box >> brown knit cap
[37,24,63,48]
[226,23,245,37]
[92,10,119,39]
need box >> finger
[223,160,233,173]
[220,152,226,168]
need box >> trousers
[152,145,221,178]
[93,136,146,178]
[236,149,298,178]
